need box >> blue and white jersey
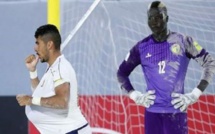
[117,31,215,113]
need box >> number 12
[158,61,166,74]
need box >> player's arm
[117,44,141,93]
[30,75,40,90]
[171,36,215,112]
[25,54,40,90]
[17,65,71,109]
[35,66,70,109]
[117,43,156,107]
[185,36,215,91]
[39,82,70,109]
[16,82,70,109]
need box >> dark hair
[34,24,61,50]
[148,1,167,15]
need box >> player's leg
[163,113,188,134]
[144,110,163,134]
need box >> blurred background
[0,0,215,134]
[0,0,46,134]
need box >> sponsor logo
[145,53,152,58]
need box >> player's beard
[41,56,49,63]
[40,58,46,63]
[39,49,49,63]
[39,54,48,63]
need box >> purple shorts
[144,110,188,134]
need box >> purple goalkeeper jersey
[117,31,213,113]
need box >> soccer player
[16,24,91,134]
[117,1,215,134]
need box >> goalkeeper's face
[34,36,49,63]
[147,8,168,35]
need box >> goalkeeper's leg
[144,110,163,134]
[145,110,188,134]
[163,112,188,134]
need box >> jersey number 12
[158,61,166,74]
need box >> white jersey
[25,55,89,134]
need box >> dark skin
[148,8,168,42]
[147,7,208,91]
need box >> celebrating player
[117,1,215,134]
[16,24,91,134]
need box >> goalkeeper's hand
[171,88,202,112]
[129,90,156,108]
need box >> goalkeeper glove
[129,90,156,108]
[171,88,202,112]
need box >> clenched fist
[25,54,39,72]
[16,94,32,106]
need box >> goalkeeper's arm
[117,45,141,93]
[172,50,215,112]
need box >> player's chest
[139,42,184,64]
[33,72,55,97]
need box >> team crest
[170,44,180,55]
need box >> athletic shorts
[66,124,92,134]
[145,110,188,134]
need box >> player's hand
[16,94,32,106]
[171,88,202,112]
[25,54,39,72]
[129,90,156,108]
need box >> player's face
[34,36,49,63]
[148,8,167,35]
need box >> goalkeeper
[117,1,215,134]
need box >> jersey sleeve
[117,43,141,93]
[185,36,215,83]
[50,63,70,88]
